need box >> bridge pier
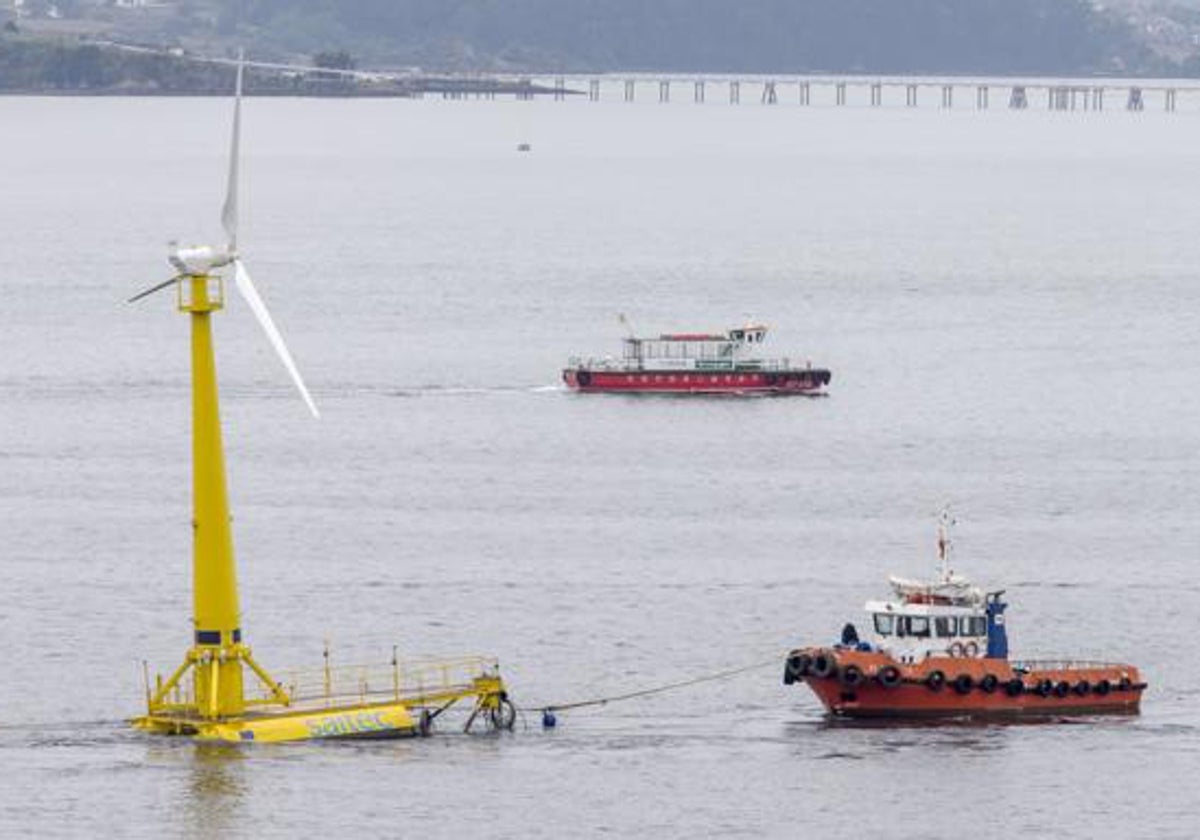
[474,74,1194,113]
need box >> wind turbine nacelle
[169,245,234,277]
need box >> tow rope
[522,654,785,728]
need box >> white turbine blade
[233,260,319,418]
[220,51,244,252]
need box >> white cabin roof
[864,599,983,617]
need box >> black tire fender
[840,664,864,687]
[783,654,811,684]
[877,666,902,689]
[811,653,837,680]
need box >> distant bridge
[94,43,1200,110]
[432,73,1199,112]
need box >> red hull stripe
[803,677,1143,717]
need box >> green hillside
[5,0,1200,90]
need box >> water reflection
[811,711,1140,732]
[144,742,247,838]
[784,711,1145,762]
[186,744,247,838]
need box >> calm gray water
[1,95,1198,838]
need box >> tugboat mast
[936,507,955,583]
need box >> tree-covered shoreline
[5,0,1200,93]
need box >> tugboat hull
[785,648,1144,719]
[563,367,831,394]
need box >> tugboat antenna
[937,507,955,581]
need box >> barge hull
[563,368,831,394]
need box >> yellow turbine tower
[130,55,512,742]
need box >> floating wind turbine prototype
[131,55,512,742]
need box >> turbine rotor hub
[168,244,236,277]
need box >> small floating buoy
[541,709,557,728]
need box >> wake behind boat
[563,324,831,394]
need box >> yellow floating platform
[133,653,512,743]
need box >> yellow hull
[132,699,420,743]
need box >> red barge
[563,324,830,395]
[784,514,1145,719]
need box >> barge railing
[568,356,806,372]
[1009,659,1132,673]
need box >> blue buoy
[541,709,557,729]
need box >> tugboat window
[904,616,931,637]
[873,614,894,636]
[964,616,986,636]
[934,617,957,637]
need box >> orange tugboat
[563,324,830,395]
[784,513,1145,718]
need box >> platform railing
[258,655,501,708]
